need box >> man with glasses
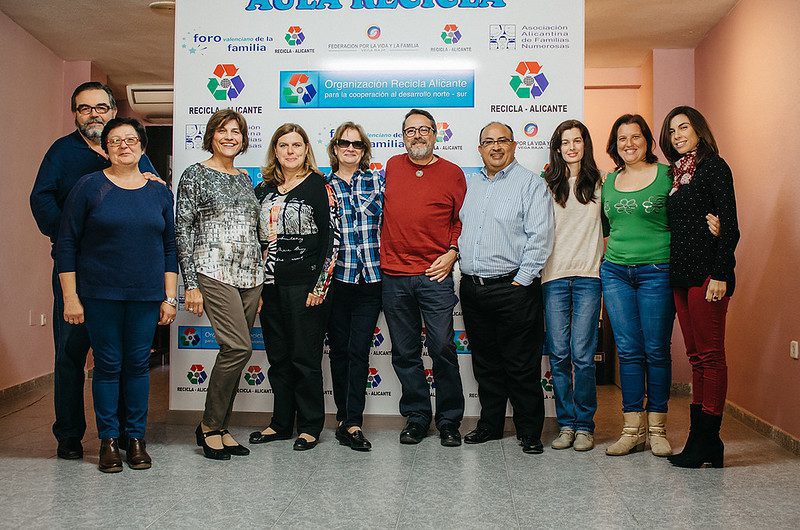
[30,82,159,460]
[380,108,466,447]
[458,122,554,454]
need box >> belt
[462,270,518,286]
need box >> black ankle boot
[668,403,702,465]
[671,412,724,468]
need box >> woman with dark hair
[176,109,262,461]
[542,120,603,452]
[57,117,178,472]
[601,114,675,457]
[660,106,739,468]
[325,122,383,451]
[250,123,339,451]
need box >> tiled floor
[1,365,799,528]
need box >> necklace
[278,176,305,194]
[409,155,436,177]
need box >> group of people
[30,81,739,473]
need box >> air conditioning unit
[126,84,173,120]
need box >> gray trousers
[198,274,262,430]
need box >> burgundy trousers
[673,278,729,416]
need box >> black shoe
[293,436,318,451]
[439,426,462,447]
[399,422,427,444]
[219,429,250,456]
[520,435,544,454]
[464,427,502,445]
[56,438,83,460]
[671,412,724,469]
[99,438,123,473]
[125,438,152,470]
[249,429,293,444]
[195,424,230,461]
[668,403,702,465]
[336,426,372,451]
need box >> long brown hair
[261,123,319,186]
[659,105,719,168]
[605,114,658,171]
[543,120,600,207]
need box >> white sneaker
[551,429,575,450]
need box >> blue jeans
[82,298,160,439]
[543,276,601,433]
[600,261,675,413]
[382,274,464,430]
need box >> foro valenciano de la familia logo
[509,61,549,99]
[366,367,382,389]
[207,64,245,101]
[283,73,317,105]
[244,365,266,386]
[187,364,207,385]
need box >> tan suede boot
[605,412,647,456]
[648,412,672,457]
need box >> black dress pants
[460,278,545,438]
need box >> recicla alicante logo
[187,364,208,385]
[244,365,266,386]
[283,73,317,104]
[366,367,382,389]
[208,64,245,101]
[509,61,548,99]
[180,327,201,347]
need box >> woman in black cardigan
[660,106,740,468]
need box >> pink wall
[695,0,800,438]
[0,11,70,391]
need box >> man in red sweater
[381,109,466,447]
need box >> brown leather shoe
[125,438,152,470]
[99,438,123,473]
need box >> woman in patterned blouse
[249,123,339,451]
[176,109,263,461]
[660,106,739,468]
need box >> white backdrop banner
[170,0,584,417]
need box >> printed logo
[208,64,245,101]
[424,368,436,389]
[436,122,453,142]
[285,25,305,46]
[372,327,385,348]
[367,25,381,40]
[489,24,516,50]
[509,61,549,99]
[454,330,471,354]
[185,124,205,149]
[614,198,637,214]
[541,370,554,393]
[441,24,462,44]
[244,365,265,386]
[187,364,207,385]
[523,123,539,137]
[369,162,385,178]
[366,367,382,389]
[180,327,201,347]
[282,73,317,105]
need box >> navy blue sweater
[30,130,158,251]
[56,171,178,301]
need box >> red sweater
[380,153,466,275]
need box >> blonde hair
[261,123,319,185]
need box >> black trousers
[327,279,382,427]
[460,278,545,438]
[260,283,326,438]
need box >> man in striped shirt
[458,121,554,454]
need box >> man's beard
[76,118,105,142]
[407,140,434,161]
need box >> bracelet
[164,297,178,307]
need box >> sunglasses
[335,139,366,150]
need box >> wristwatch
[164,297,178,307]
[448,245,460,259]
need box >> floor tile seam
[499,440,522,529]
[590,450,640,525]
[271,445,330,529]
[393,442,420,530]
[144,498,181,529]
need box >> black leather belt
[462,270,518,286]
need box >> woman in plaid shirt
[325,122,384,451]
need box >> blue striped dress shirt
[458,160,554,285]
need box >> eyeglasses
[403,126,434,137]
[76,104,112,115]
[479,138,514,148]
[107,137,141,148]
[336,139,366,150]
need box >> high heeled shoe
[195,424,231,461]
[220,429,250,456]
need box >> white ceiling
[0,0,739,99]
